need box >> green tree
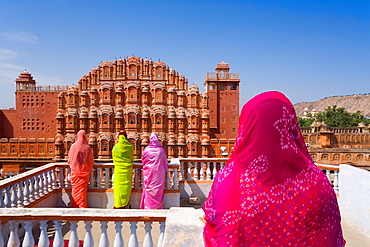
[297,105,370,127]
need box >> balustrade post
[199,163,205,181]
[59,167,65,189]
[113,222,124,247]
[17,182,24,207]
[193,163,198,181]
[212,162,217,179]
[10,184,18,208]
[166,171,171,189]
[67,168,71,188]
[143,222,153,247]
[51,168,57,189]
[53,220,64,247]
[221,162,225,169]
[157,222,165,247]
[325,170,331,184]
[38,220,49,247]
[23,179,30,205]
[134,167,140,189]
[173,168,179,190]
[128,222,139,247]
[334,170,339,193]
[69,221,80,247]
[179,162,184,181]
[47,170,53,192]
[0,189,3,208]
[109,168,113,188]
[98,221,109,247]
[28,177,34,202]
[104,168,110,189]
[43,172,49,195]
[7,221,20,247]
[22,220,35,247]
[97,168,102,189]
[206,162,211,180]
[83,221,94,247]
[4,187,11,208]
[89,168,95,189]
[38,174,44,197]
[33,176,40,200]
[187,163,191,181]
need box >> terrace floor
[342,220,370,247]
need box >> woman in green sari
[112,131,134,209]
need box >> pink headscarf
[140,133,168,209]
[203,91,345,246]
[68,130,93,169]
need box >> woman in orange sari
[68,130,94,208]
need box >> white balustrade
[128,222,139,247]
[173,168,178,190]
[333,170,339,193]
[99,221,109,247]
[158,222,165,247]
[10,184,17,208]
[7,221,20,247]
[17,181,24,207]
[54,220,64,247]
[143,222,153,247]
[23,179,30,205]
[193,163,198,181]
[69,221,80,247]
[0,209,167,247]
[38,174,44,197]
[84,221,94,247]
[166,171,171,189]
[206,162,212,180]
[113,222,124,247]
[199,163,205,181]
[212,162,217,179]
[38,220,49,247]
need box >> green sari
[112,135,134,208]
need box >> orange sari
[68,130,94,208]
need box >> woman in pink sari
[68,130,94,208]
[140,133,168,209]
[202,91,345,246]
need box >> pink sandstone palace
[0,57,240,175]
[1,56,370,176]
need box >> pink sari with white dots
[203,91,345,247]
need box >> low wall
[339,164,370,237]
[180,181,213,200]
[57,189,180,209]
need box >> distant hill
[294,94,370,117]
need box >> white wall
[339,164,370,237]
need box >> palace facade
[0,56,240,174]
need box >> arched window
[102,141,108,151]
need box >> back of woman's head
[118,131,128,139]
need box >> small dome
[202,111,210,118]
[154,60,166,66]
[215,61,230,70]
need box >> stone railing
[0,208,166,247]
[0,162,179,208]
[177,158,228,181]
[315,163,339,193]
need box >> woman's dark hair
[118,131,127,139]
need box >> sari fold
[68,130,94,208]
[112,133,134,208]
[140,133,168,209]
[203,91,345,246]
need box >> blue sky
[0,0,369,109]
